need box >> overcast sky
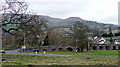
[1,0,119,25]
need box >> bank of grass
[2,54,43,57]
[38,50,118,56]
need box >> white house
[98,37,106,44]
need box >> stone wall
[92,44,120,50]
[19,44,120,52]
[19,46,79,52]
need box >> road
[4,49,117,57]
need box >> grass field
[1,50,119,65]
[1,54,118,65]
[26,50,119,56]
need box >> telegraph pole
[24,33,26,52]
[88,39,90,55]
[88,33,90,55]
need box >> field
[1,50,119,65]
[22,50,118,56]
[39,50,118,56]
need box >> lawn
[1,54,118,65]
[36,50,118,56]
[1,50,119,65]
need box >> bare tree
[24,16,48,46]
[0,0,33,35]
[48,28,68,45]
[70,22,89,52]
[0,0,48,48]
[11,15,48,48]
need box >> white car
[0,50,6,53]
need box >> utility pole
[88,33,90,55]
[24,33,26,52]
[88,39,90,55]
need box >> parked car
[0,50,6,53]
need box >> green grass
[88,50,118,56]
[2,54,43,57]
[2,54,118,65]
[38,50,118,56]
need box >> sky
[1,0,120,25]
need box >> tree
[24,16,48,46]
[43,35,49,46]
[102,33,109,37]
[13,15,48,47]
[115,32,120,36]
[109,32,113,37]
[90,29,102,37]
[70,22,89,52]
[48,28,68,45]
[102,32,113,37]
[0,0,48,48]
[0,0,33,35]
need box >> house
[98,37,106,44]
[93,36,107,44]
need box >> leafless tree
[0,0,33,35]
[48,28,68,45]
[24,16,48,46]
[0,0,48,48]
[10,14,48,48]
[70,22,89,52]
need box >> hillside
[42,16,118,31]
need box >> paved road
[4,49,117,57]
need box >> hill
[42,16,118,31]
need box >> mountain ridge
[41,15,118,30]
